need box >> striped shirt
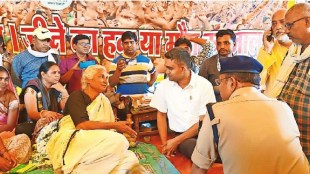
[279,57,310,159]
[109,54,156,95]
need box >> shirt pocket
[188,95,202,116]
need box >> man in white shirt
[150,47,216,158]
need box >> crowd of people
[0,2,309,174]
[0,1,287,31]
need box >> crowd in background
[0,1,309,173]
[0,0,287,31]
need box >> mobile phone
[79,60,96,69]
[266,27,273,42]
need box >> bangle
[39,110,46,118]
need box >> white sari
[46,93,138,174]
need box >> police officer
[191,56,309,174]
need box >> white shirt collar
[170,71,197,89]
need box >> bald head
[272,9,287,19]
[286,3,310,18]
[284,3,310,46]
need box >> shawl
[266,44,310,98]
[20,78,60,113]
[27,46,56,63]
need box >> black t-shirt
[64,90,92,126]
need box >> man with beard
[199,29,236,101]
[109,31,157,95]
[267,3,310,161]
[150,47,216,159]
[12,26,59,88]
[60,34,98,94]
[257,9,292,94]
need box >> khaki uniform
[192,87,309,174]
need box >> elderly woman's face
[0,70,9,92]
[88,69,108,93]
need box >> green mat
[10,142,179,174]
[9,164,53,174]
[130,142,180,174]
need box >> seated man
[109,31,158,95]
[191,56,309,174]
[46,65,139,173]
[150,47,216,158]
[12,26,59,88]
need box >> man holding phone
[257,9,292,93]
[109,31,157,95]
[60,34,98,94]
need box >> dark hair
[37,61,58,79]
[0,66,8,73]
[174,38,192,51]
[165,47,191,69]
[216,29,236,43]
[121,31,137,42]
[224,72,261,86]
[73,34,90,45]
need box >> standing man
[267,3,310,161]
[109,31,157,95]
[257,9,292,93]
[150,47,215,158]
[60,34,98,94]
[191,56,309,174]
[12,26,59,88]
[199,29,236,101]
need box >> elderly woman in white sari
[46,65,139,174]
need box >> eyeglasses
[215,77,231,85]
[285,17,309,29]
[79,43,91,47]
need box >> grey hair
[81,65,107,90]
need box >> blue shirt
[12,50,59,87]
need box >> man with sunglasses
[12,26,59,88]
[267,3,310,161]
[257,9,292,94]
[191,55,309,174]
[60,34,98,94]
